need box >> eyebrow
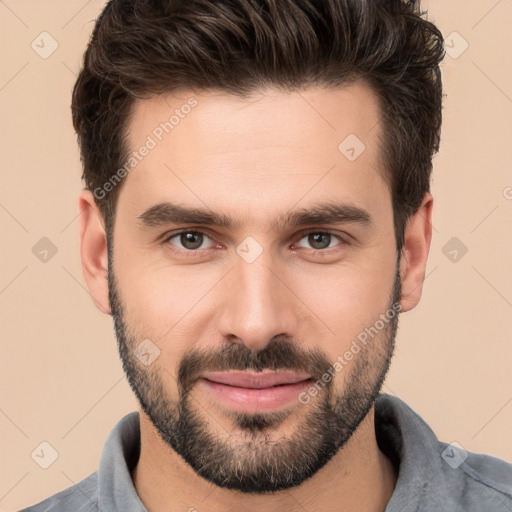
[137,200,373,231]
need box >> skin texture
[78,82,433,512]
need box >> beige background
[1,1,511,510]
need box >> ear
[78,189,111,314]
[398,193,433,313]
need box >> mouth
[201,370,312,388]
[199,371,313,413]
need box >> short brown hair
[72,0,445,251]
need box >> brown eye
[180,232,203,250]
[295,232,343,250]
[166,231,214,251]
[309,233,331,250]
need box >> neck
[132,407,397,512]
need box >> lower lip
[199,378,313,413]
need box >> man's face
[108,83,400,493]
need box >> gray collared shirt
[20,393,512,511]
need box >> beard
[107,240,401,494]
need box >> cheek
[113,254,223,357]
[291,258,395,360]
[292,259,396,334]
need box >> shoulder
[375,394,512,511]
[437,442,512,510]
[19,411,142,512]
[18,472,99,512]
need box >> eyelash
[162,229,350,258]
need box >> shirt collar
[96,393,445,511]
[97,410,146,511]
[375,394,447,511]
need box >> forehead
[118,82,389,229]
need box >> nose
[216,252,299,352]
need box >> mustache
[177,336,332,395]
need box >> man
[22,0,512,511]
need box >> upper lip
[201,371,312,389]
